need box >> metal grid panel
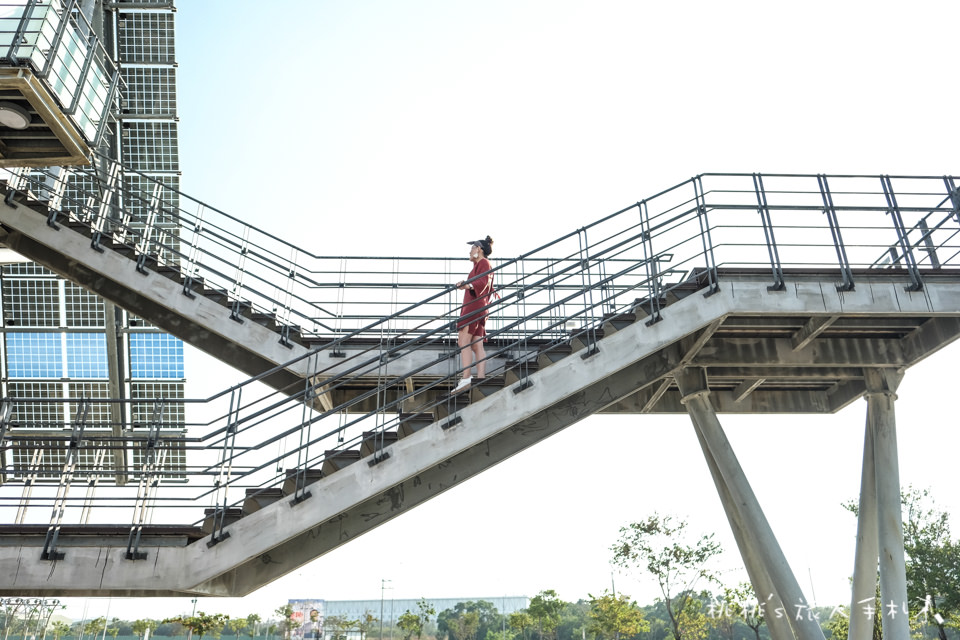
[130,381,184,427]
[121,66,176,116]
[2,280,60,327]
[6,381,65,428]
[117,12,175,64]
[64,283,105,328]
[121,121,179,172]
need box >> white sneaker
[452,377,472,393]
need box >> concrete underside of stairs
[3,270,960,596]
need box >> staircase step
[504,360,538,385]
[397,412,435,439]
[281,468,324,495]
[360,430,399,458]
[247,311,277,328]
[601,312,637,333]
[203,287,229,305]
[242,487,285,515]
[201,507,243,534]
[537,342,572,368]
[434,391,470,420]
[154,264,183,282]
[321,449,361,476]
[470,375,506,399]
[570,327,604,353]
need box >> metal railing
[1,171,959,558]
[0,0,123,144]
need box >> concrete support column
[848,404,879,640]
[675,368,824,640]
[864,369,911,639]
[690,416,797,640]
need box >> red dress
[457,258,493,338]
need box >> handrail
[1,171,959,534]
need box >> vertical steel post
[816,174,855,291]
[693,176,720,296]
[880,175,923,291]
[752,173,785,291]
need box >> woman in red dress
[453,235,494,393]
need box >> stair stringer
[4,276,960,596]
[0,278,736,596]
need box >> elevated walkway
[1,169,959,640]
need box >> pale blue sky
[64,0,960,623]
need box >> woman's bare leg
[471,340,486,379]
[457,326,474,380]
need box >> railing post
[752,173,785,291]
[208,390,241,544]
[42,398,89,561]
[638,199,662,326]
[126,414,164,560]
[817,174,855,291]
[880,175,923,292]
[693,176,720,297]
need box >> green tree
[611,514,721,640]
[51,621,72,640]
[273,606,300,640]
[324,615,358,640]
[229,619,248,640]
[397,600,435,640]
[356,611,378,640]
[587,591,648,640]
[709,583,764,640]
[245,615,261,640]
[527,591,564,640]
[397,612,420,640]
[164,613,229,640]
[83,617,108,639]
[507,613,532,640]
[845,486,960,640]
[449,613,479,640]
[437,602,501,640]
[132,620,159,640]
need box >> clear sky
[61,0,960,624]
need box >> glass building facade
[0,0,185,484]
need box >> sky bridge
[0,164,957,640]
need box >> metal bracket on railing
[817,174,855,292]
[753,173,785,291]
[881,175,923,292]
[230,299,246,323]
[46,208,60,230]
[182,275,197,299]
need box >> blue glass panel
[129,333,184,379]
[6,333,62,378]
[65,333,108,378]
